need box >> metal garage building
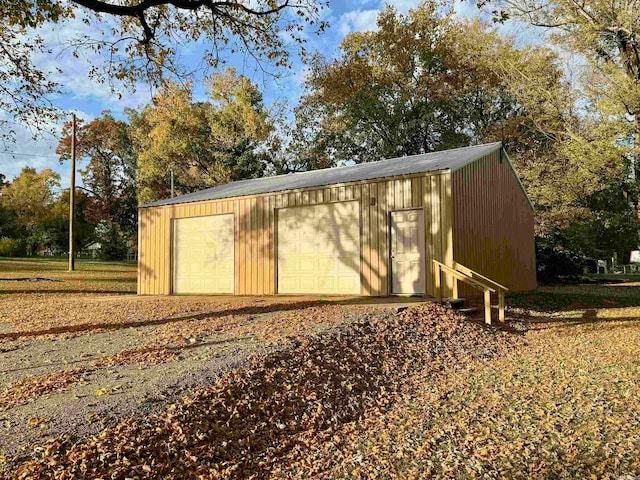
[137,142,536,298]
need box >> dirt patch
[0,329,266,457]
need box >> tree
[487,42,631,233]
[0,167,96,255]
[298,2,632,243]
[25,190,96,255]
[564,181,640,261]
[57,112,137,258]
[1,0,325,140]
[132,68,273,204]
[0,167,61,229]
[0,206,24,240]
[484,0,640,212]
[297,5,525,166]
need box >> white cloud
[336,1,425,37]
[451,0,546,48]
[338,9,381,36]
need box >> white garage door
[172,215,234,294]
[277,201,361,294]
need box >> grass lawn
[0,257,137,296]
[509,282,640,311]
[0,258,639,478]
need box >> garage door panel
[278,277,297,292]
[173,215,234,294]
[317,257,334,272]
[337,259,357,272]
[277,201,361,295]
[278,256,298,274]
[299,257,318,272]
[318,276,336,290]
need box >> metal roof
[142,142,502,208]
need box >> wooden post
[68,113,76,272]
[498,289,505,323]
[484,288,491,325]
[435,263,442,303]
[452,278,458,300]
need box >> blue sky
[0,0,538,189]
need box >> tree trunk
[634,116,640,219]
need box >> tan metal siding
[138,172,454,296]
[452,151,536,294]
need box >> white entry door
[172,214,234,294]
[390,209,426,294]
[277,201,361,294]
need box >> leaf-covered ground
[0,259,387,458]
[314,309,640,479]
[1,259,639,478]
[5,303,520,479]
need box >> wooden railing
[433,260,508,325]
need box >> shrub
[0,237,25,257]
[536,239,584,284]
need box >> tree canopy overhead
[0,0,326,140]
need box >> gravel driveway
[0,292,389,457]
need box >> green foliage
[0,237,26,257]
[0,205,24,239]
[94,221,129,260]
[564,182,640,261]
[535,234,587,283]
[535,181,640,280]
[133,68,273,204]
[25,217,68,256]
[0,169,95,256]
[0,167,61,229]
[484,0,640,233]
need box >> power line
[0,151,61,159]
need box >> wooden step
[457,307,479,315]
[442,298,466,309]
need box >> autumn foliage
[4,304,518,479]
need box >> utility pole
[69,113,76,272]
[170,168,174,197]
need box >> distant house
[79,242,101,258]
[137,142,535,296]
